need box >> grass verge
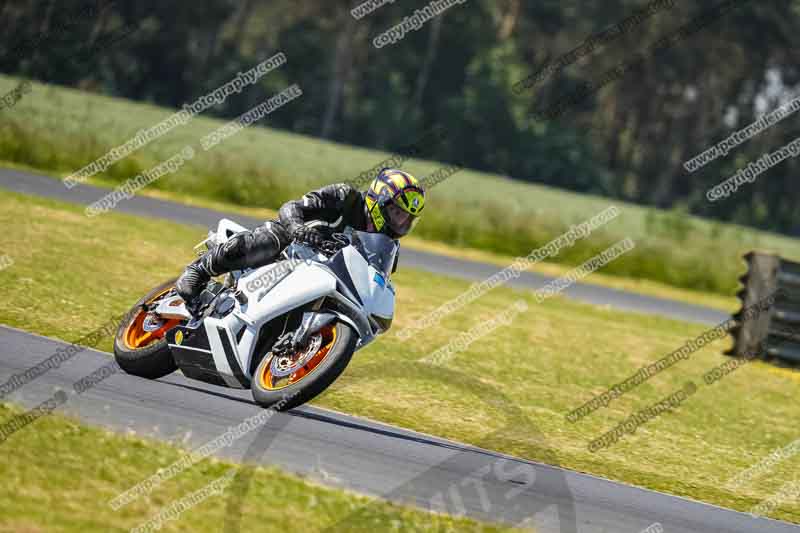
[1,191,799,524]
[0,402,522,532]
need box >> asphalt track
[0,168,729,325]
[4,168,787,532]
[2,326,797,533]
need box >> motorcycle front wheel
[251,321,357,410]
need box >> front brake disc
[269,333,323,378]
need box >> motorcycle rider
[176,168,426,305]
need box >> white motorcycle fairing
[163,220,396,390]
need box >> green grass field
[1,191,799,524]
[0,402,521,533]
[3,75,800,296]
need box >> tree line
[2,0,799,235]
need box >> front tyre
[113,278,182,379]
[251,322,357,410]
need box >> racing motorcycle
[113,219,397,411]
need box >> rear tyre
[251,322,357,411]
[113,278,181,379]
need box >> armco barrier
[727,251,800,363]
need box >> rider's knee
[220,231,250,260]
[260,221,291,250]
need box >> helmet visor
[383,202,418,237]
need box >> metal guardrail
[727,251,800,363]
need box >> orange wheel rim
[260,325,337,391]
[123,287,183,350]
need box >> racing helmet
[365,169,426,238]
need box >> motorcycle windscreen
[338,246,395,321]
[351,231,398,278]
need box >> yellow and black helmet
[365,169,425,238]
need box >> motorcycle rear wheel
[114,278,182,379]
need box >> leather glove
[292,225,325,247]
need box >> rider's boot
[176,254,216,306]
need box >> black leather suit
[202,183,370,276]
